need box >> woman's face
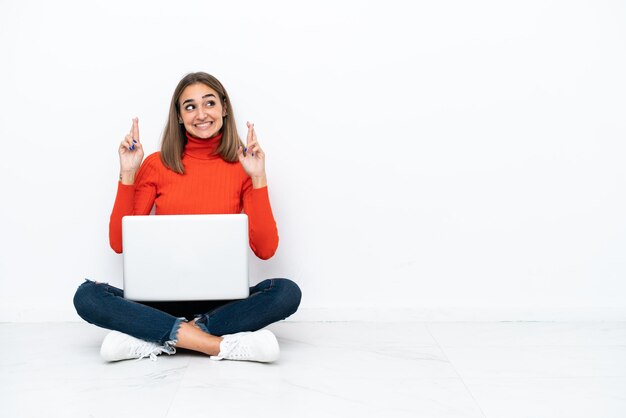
[179,83,226,139]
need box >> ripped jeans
[73,278,302,346]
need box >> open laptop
[122,214,250,301]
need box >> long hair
[160,72,242,174]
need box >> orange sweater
[109,132,279,259]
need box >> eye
[184,104,195,111]
[205,100,216,107]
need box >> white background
[0,0,624,321]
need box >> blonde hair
[161,72,242,174]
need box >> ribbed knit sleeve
[242,180,279,260]
[108,153,160,253]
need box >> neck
[184,131,223,160]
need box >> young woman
[73,72,301,363]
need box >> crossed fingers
[244,121,262,157]
[123,117,140,151]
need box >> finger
[123,134,135,151]
[237,145,245,162]
[249,123,260,154]
[244,144,259,156]
[132,117,140,142]
[247,134,262,152]
[251,123,257,142]
[248,122,258,142]
[246,138,257,151]
[246,121,254,147]
[248,143,260,155]
[125,120,135,151]
[246,130,259,148]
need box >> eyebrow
[182,94,216,106]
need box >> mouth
[194,121,214,129]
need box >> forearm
[119,170,138,185]
[251,175,267,189]
[245,186,279,259]
[109,182,136,253]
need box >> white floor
[1,321,625,418]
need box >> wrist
[119,170,137,185]
[251,175,267,189]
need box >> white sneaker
[211,329,280,363]
[100,331,176,362]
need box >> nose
[196,107,208,120]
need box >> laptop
[122,214,250,301]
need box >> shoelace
[222,338,253,360]
[130,341,176,362]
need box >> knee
[272,278,302,317]
[73,280,103,323]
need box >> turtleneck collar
[184,131,223,160]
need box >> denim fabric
[73,278,301,344]
[193,278,302,336]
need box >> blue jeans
[73,278,302,345]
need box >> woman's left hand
[238,122,267,186]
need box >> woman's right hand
[118,117,144,184]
